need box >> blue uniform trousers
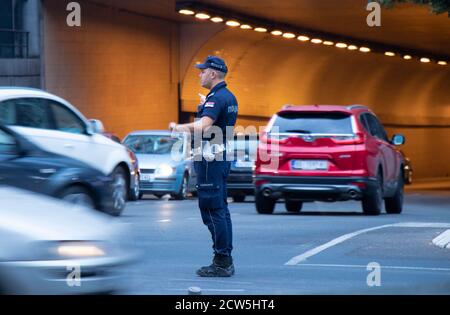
[195,158,233,257]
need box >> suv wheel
[255,191,276,214]
[285,200,303,213]
[232,195,246,202]
[362,171,383,215]
[385,171,404,214]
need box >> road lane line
[285,224,394,265]
[395,222,450,228]
[432,229,450,249]
[169,278,252,285]
[294,263,450,272]
[285,222,450,265]
[165,288,246,292]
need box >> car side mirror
[89,119,105,134]
[391,134,405,146]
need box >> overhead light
[297,35,310,42]
[226,20,240,27]
[271,30,283,36]
[179,9,195,15]
[177,8,448,70]
[359,47,371,53]
[282,33,296,39]
[254,27,267,33]
[195,13,210,20]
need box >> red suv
[254,105,405,215]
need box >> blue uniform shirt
[197,81,238,143]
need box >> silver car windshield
[124,135,183,155]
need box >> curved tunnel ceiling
[181,27,450,126]
[191,0,450,56]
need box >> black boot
[196,255,235,277]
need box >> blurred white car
[0,87,133,214]
[0,186,134,294]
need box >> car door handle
[64,144,74,149]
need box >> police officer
[169,56,238,277]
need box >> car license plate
[292,160,328,170]
[235,161,253,168]
[141,174,154,181]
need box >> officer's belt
[192,141,228,157]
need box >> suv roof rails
[347,104,369,110]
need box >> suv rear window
[270,112,353,134]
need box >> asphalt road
[117,190,450,295]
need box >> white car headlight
[155,164,175,177]
[56,242,106,258]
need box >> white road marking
[432,229,450,249]
[395,222,450,228]
[165,288,246,292]
[169,278,252,285]
[157,219,171,223]
[285,222,450,266]
[294,263,450,272]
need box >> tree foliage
[376,0,450,16]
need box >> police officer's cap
[195,56,228,74]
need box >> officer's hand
[199,93,206,104]
[168,122,177,131]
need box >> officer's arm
[171,116,214,133]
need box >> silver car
[123,130,197,200]
[0,187,134,294]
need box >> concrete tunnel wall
[42,0,179,139]
[181,27,450,180]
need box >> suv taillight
[331,132,365,145]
